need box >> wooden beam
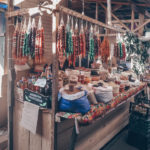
[58,5,126,32]
[99,2,130,31]
[86,0,150,7]
[7,0,15,150]
[131,5,135,31]
[112,19,140,23]
[95,2,98,20]
[112,4,122,12]
[107,0,112,25]
[133,19,150,32]
[51,11,59,150]
[138,13,145,35]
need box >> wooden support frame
[131,5,135,31]
[58,5,126,32]
[7,0,15,150]
[107,0,112,25]
[87,0,150,7]
[133,19,150,33]
[95,2,98,20]
[99,2,130,31]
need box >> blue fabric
[59,91,90,114]
[0,3,19,9]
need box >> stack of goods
[16,64,52,108]
[12,17,44,65]
[128,98,150,150]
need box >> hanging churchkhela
[89,26,95,61]
[35,17,45,64]
[72,20,80,67]
[12,20,19,59]
[66,16,73,58]
[57,16,66,68]
[101,37,110,64]
[79,21,86,58]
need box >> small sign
[21,102,39,134]
[24,89,51,108]
[34,78,46,88]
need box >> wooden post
[7,0,15,150]
[51,11,59,150]
[107,0,112,25]
[131,5,135,32]
[139,13,144,35]
[95,2,98,20]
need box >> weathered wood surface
[13,101,52,150]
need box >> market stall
[6,0,150,150]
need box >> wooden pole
[139,13,144,35]
[131,5,135,31]
[51,11,59,150]
[58,5,126,33]
[99,2,130,31]
[86,0,150,7]
[107,0,112,25]
[133,19,150,33]
[95,2,98,20]
[7,0,15,150]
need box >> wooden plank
[17,102,30,150]
[107,0,112,25]
[51,11,59,150]
[42,113,52,150]
[30,110,42,150]
[131,6,135,31]
[58,6,126,33]
[99,2,130,31]
[139,13,144,35]
[87,0,150,7]
[75,106,130,150]
[112,4,122,12]
[95,2,98,20]
[7,0,15,150]
[0,135,7,144]
[133,19,150,32]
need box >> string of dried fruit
[79,33,86,58]
[19,28,26,58]
[101,37,110,63]
[114,43,118,57]
[93,35,99,58]
[57,25,66,68]
[85,31,89,57]
[66,31,73,57]
[35,27,44,64]
[89,33,95,60]
[23,32,29,57]
[12,26,19,59]
[118,42,123,59]
[121,43,126,60]
[97,36,101,56]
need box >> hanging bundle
[85,22,89,57]
[118,42,123,59]
[93,35,99,58]
[57,15,66,68]
[35,17,44,64]
[101,37,110,63]
[89,26,95,61]
[30,19,37,59]
[79,21,86,58]
[121,43,126,60]
[19,18,26,60]
[12,20,19,59]
[97,36,101,56]
[66,16,73,57]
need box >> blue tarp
[0,3,19,10]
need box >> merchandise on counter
[59,89,90,114]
